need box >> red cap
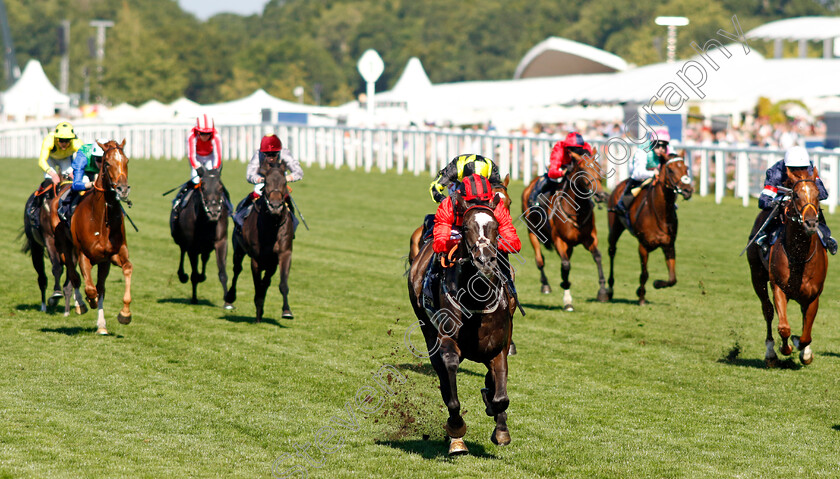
[561,132,585,148]
[462,174,493,202]
[195,114,215,133]
[260,134,282,152]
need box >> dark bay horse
[170,166,231,307]
[225,161,294,322]
[60,140,133,335]
[407,192,514,456]
[747,168,827,366]
[408,175,511,265]
[521,151,610,310]
[22,181,66,312]
[606,154,693,305]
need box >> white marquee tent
[1,59,70,120]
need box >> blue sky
[178,0,270,20]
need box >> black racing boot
[233,195,255,228]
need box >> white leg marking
[766,339,778,360]
[563,289,572,305]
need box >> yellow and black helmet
[54,122,76,140]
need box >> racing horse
[407,192,514,456]
[606,152,693,305]
[170,166,231,307]
[747,167,827,366]
[521,150,610,310]
[61,140,133,335]
[225,160,294,322]
[408,175,511,265]
[21,181,68,312]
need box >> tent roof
[203,89,329,119]
[513,37,628,79]
[746,16,840,41]
[1,59,69,117]
[389,57,432,98]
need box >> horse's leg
[177,247,188,283]
[278,249,293,319]
[792,299,818,365]
[528,230,551,294]
[187,251,201,304]
[606,216,624,300]
[45,236,64,307]
[430,338,467,455]
[215,230,230,309]
[482,352,511,446]
[251,258,275,323]
[585,230,609,302]
[637,244,650,306]
[95,262,111,335]
[408,226,422,265]
[79,254,98,309]
[198,251,209,283]
[113,245,132,325]
[29,240,48,312]
[750,264,777,366]
[553,237,574,311]
[653,244,677,289]
[224,244,244,306]
[772,285,792,356]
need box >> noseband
[660,157,690,195]
[462,204,498,264]
[198,174,221,218]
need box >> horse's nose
[805,217,818,232]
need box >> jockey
[422,174,521,310]
[28,121,82,227]
[233,134,304,228]
[755,146,837,255]
[172,115,223,214]
[429,154,504,203]
[58,141,105,221]
[528,132,594,208]
[616,128,671,217]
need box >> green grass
[2,156,840,478]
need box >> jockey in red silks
[422,174,521,311]
[527,132,594,208]
[172,115,228,216]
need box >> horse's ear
[491,194,501,209]
[452,191,466,213]
[119,139,126,149]
[96,140,107,151]
[503,174,510,187]
[196,166,206,178]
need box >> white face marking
[474,212,493,242]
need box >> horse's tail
[402,255,411,277]
[19,227,32,255]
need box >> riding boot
[422,256,442,313]
[171,183,190,217]
[58,191,76,222]
[28,197,42,230]
[528,176,547,207]
[818,223,837,255]
[233,195,255,228]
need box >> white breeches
[44,158,73,178]
[190,157,217,183]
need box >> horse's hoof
[800,349,813,365]
[48,292,62,307]
[444,421,467,439]
[190,297,198,305]
[223,303,235,310]
[508,342,517,356]
[607,289,614,301]
[76,303,88,315]
[780,344,793,356]
[177,273,188,284]
[282,310,294,319]
[96,328,109,335]
[638,299,646,306]
[448,437,469,456]
[765,357,778,368]
[541,285,551,294]
[596,289,610,302]
[563,304,574,312]
[491,427,511,446]
[653,280,668,289]
[63,311,70,317]
[87,298,98,309]
[40,303,47,313]
[117,313,132,325]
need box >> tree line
[1,0,834,106]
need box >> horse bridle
[461,204,498,265]
[255,163,288,218]
[659,157,691,195]
[198,173,221,217]
[94,144,131,205]
[786,178,820,226]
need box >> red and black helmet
[461,174,494,202]
[260,134,282,153]
[561,132,585,148]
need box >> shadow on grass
[831,425,840,432]
[519,302,563,311]
[220,314,287,328]
[376,439,497,460]
[818,351,840,359]
[585,297,649,305]
[718,356,802,370]
[157,297,215,307]
[397,363,483,377]
[16,304,48,312]
[39,326,123,338]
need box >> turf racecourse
[2,156,840,479]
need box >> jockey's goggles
[653,141,669,149]
[263,151,279,158]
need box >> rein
[786,179,820,226]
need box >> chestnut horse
[747,168,827,366]
[521,151,610,310]
[225,161,294,322]
[606,154,693,305]
[407,192,514,456]
[61,140,133,335]
[21,181,68,312]
[170,166,231,307]
[408,175,510,265]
